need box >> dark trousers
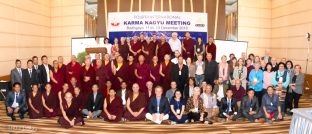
[6,107,27,117]
[242,111,262,122]
[255,90,264,106]
[188,112,207,122]
[292,92,302,109]
[285,92,293,112]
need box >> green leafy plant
[77,51,87,64]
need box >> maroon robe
[58,101,84,128]
[96,65,109,96]
[123,92,147,121]
[51,69,65,95]
[130,41,142,62]
[160,61,172,93]
[182,38,195,61]
[74,93,84,112]
[28,92,43,119]
[143,42,156,64]
[66,62,82,84]
[102,87,112,99]
[150,63,160,86]
[135,63,151,94]
[92,59,102,67]
[80,66,96,97]
[119,43,130,61]
[113,63,128,90]
[205,43,216,61]
[42,91,59,118]
[59,64,67,82]
[157,42,172,63]
[101,96,123,122]
[127,63,136,88]
[68,83,80,94]
[104,61,115,84]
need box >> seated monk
[123,83,147,121]
[58,83,70,104]
[42,83,59,118]
[58,92,84,128]
[73,87,84,112]
[101,89,123,122]
[145,86,170,124]
[28,83,43,119]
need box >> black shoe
[19,115,24,120]
[208,121,213,125]
[11,116,16,121]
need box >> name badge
[176,109,181,114]
[197,48,200,52]
[253,78,258,82]
[157,106,160,113]
[179,71,181,75]
[16,103,19,107]
[194,108,198,113]
[279,77,283,82]
[270,102,273,106]
[249,107,252,112]
[93,106,95,109]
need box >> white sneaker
[171,121,176,125]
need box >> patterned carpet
[0,92,311,134]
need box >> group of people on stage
[6,32,305,128]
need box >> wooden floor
[0,92,311,134]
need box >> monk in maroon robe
[123,83,147,121]
[95,59,109,95]
[135,55,151,94]
[50,60,65,95]
[119,37,129,61]
[152,34,159,47]
[156,36,172,63]
[205,36,216,61]
[113,56,128,90]
[92,53,102,67]
[58,83,70,106]
[102,80,113,98]
[101,89,123,122]
[182,32,195,61]
[42,83,59,118]
[145,81,155,109]
[127,55,136,88]
[66,55,82,84]
[28,84,43,119]
[58,56,67,82]
[142,37,156,64]
[150,56,161,86]
[103,53,115,86]
[68,77,80,93]
[159,54,172,93]
[80,58,96,97]
[58,92,84,128]
[129,36,142,62]
[73,87,84,112]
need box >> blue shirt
[262,93,279,112]
[248,69,264,92]
[272,70,290,88]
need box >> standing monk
[66,55,82,85]
[50,60,65,95]
[159,54,173,93]
[80,58,96,97]
[127,55,136,88]
[142,37,156,64]
[205,36,216,61]
[156,36,172,63]
[150,56,161,87]
[103,53,115,85]
[129,36,142,62]
[95,59,108,95]
[119,37,129,61]
[182,32,195,61]
[113,56,128,90]
[135,55,151,94]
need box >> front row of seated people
[6,81,284,128]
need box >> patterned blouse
[185,96,204,114]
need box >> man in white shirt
[168,32,181,57]
[5,82,27,121]
[171,50,186,65]
[213,77,228,103]
[116,82,130,110]
[38,55,52,91]
[200,85,218,124]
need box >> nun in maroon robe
[66,55,82,84]
[80,59,96,97]
[127,56,136,88]
[101,89,123,122]
[205,36,216,61]
[102,80,113,98]
[58,92,84,128]
[159,54,173,93]
[113,56,128,90]
[42,84,59,118]
[119,37,130,60]
[73,87,84,112]
[50,60,65,95]
[135,55,151,94]
[123,84,147,121]
[28,84,43,119]
[103,53,115,85]
[142,37,156,64]
[157,36,172,63]
[150,56,161,86]
[129,36,142,62]
[182,32,195,61]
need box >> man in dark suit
[22,60,38,94]
[10,59,23,87]
[116,82,130,110]
[218,89,240,121]
[146,86,170,124]
[241,89,262,122]
[38,55,52,91]
[5,82,27,121]
[171,56,189,92]
[82,84,104,118]
[204,53,218,88]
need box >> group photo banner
[108,12,208,43]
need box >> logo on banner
[195,18,205,27]
[111,17,120,26]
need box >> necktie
[227,99,231,113]
[15,93,19,102]
[18,69,22,77]
[29,69,32,78]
